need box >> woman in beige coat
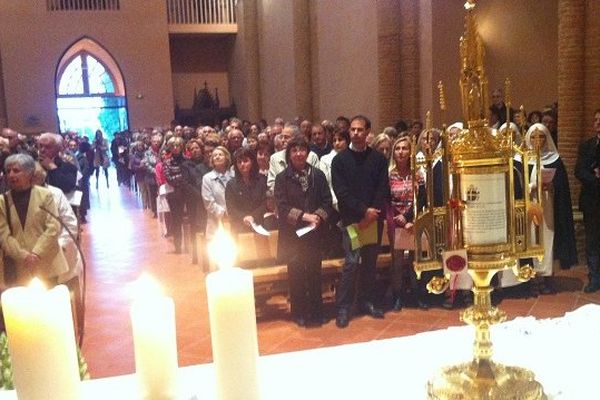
[0,154,68,287]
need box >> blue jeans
[335,223,381,311]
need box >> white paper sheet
[296,224,316,237]
[251,222,270,236]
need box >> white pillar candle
[130,274,178,400]
[205,227,261,400]
[1,279,81,400]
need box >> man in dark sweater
[37,133,78,195]
[331,115,389,328]
[575,109,600,293]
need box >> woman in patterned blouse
[387,136,428,311]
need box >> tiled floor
[80,174,600,379]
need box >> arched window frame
[54,37,129,139]
[56,51,118,97]
[55,37,126,97]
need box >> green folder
[346,221,378,250]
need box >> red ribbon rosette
[445,254,466,273]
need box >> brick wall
[584,0,600,133]
[558,0,585,203]
[376,0,420,130]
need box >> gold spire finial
[505,78,512,128]
[438,81,447,112]
[459,0,488,126]
[504,78,511,108]
[425,111,432,131]
[438,81,447,128]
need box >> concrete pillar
[308,0,320,122]
[292,0,313,121]
[238,0,262,122]
[0,49,7,128]
[557,0,585,201]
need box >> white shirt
[319,149,338,209]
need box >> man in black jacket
[575,109,600,293]
[37,133,78,195]
[332,115,389,328]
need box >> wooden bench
[235,228,392,315]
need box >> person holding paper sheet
[386,137,429,311]
[525,123,577,294]
[332,115,389,328]
[225,147,267,234]
[274,135,333,327]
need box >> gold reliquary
[412,1,547,398]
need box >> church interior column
[376,0,421,129]
[236,0,262,122]
[376,0,403,130]
[292,0,313,122]
[584,0,600,130]
[557,0,585,200]
[397,0,421,123]
[0,49,7,128]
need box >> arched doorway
[55,38,128,142]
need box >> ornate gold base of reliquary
[426,273,546,400]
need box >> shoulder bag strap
[3,193,12,235]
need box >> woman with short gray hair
[0,153,68,287]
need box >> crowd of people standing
[1,94,597,330]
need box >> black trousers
[287,249,323,320]
[147,182,158,216]
[583,205,600,282]
[336,221,383,311]
[167,192,185,252]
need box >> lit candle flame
[208,224,237,270]
[29,277,46,291]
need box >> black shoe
[539,277,556,295]
[528,280,540,298]
[442,296,455,310]
[362,302,385,319]
[293,317,306,327]
[336,309,349,328]
[491,289,503,306]
[306,315,327,327]
[417,299,430,310]
[392,297,403,312]
[462,291,474,306]
[584,281,600,293]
